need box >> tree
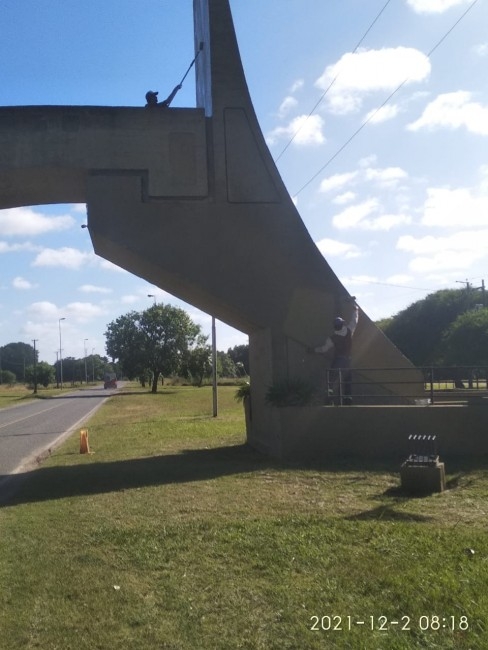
[105,311,146,381]
[181,347,238,385]
[227,344,249,375]
[86,354,113,383]
[53,354,112,386]
[217,351,237,377]
[105,304,201,393]
[378,288,484,366]
[181,334,212,386]
[441,308,488,366]
[0,342,36,381]
[25,362,55,388]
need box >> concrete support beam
[0,0,426,458]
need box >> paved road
[0,385,117,482]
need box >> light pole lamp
[147,294,156,304]
[59,317,66,388]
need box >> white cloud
[398,230,488,254]
[397,229,488,272]
[97,258,129,273]
[277,96,298,118]
[315,238,362,259]
[473,43,488,57]
[332,197,412,231]
[79,284,112,294]
[332,191,356,205]
[366,214,413,231]
[187,308,212,329]
[365,104,400,124]
[25,299,105,331]
[421,187,488,227]
[364,166,408,186]
[121,294,141,305]
[20,315,92,361]
[27,301,60,319]
[266,114,325,146]
[407,91,488,135]
[71,203,87,214]
[386,274,415,286]
[406,0,473,14]
[32,247,94,269]
[340,275,379,289]
[66,302,105,322]
[409,251,478,273]
[0,241,39,253]
[332,199,380,229]
[358,155,378,168]
[315,47,431,115]
[12,276,37,290]
[0,207,75,236]
[319,171,358,193]
[289,79,304,93]
[120,288,169,306]
[479,165,488,193]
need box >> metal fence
[325,365,488,406]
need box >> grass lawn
[0,383,89,409]
[0,384,487,649]
[0,384,39,409]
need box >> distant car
[103,373,117,389]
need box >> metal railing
[325,365,488,406]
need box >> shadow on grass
[110,390,179,397]
[0,447,402,508]
[23,390,180,403]
[345,505,434,523]
[0,444,274,507]
[1,445,486,509]
[0,394,35,403]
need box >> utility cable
[350,278,432,292]
[274,0,393,163]
[292,0,480,198]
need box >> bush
[234,381,250,403]
[265,378,315,407]
[0,370,16,386]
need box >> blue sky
[1,0,487,364]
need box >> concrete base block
[400,461,446,494]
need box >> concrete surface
[0,0,430,459]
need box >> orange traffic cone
[80,428,90,454]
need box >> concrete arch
[0,0,422,457]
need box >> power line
[425,0,479,58]
[274,0,393,163]
[349,277,486,299]
[292,0,480,198]
[345,277,438,298]
[293,80,409,196]
[352,278,431,292]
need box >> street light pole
[212,316,218,417]
[91,347,95,383]
[84,338,88,384]
[32,339,38,394]
[59,317,66,389]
